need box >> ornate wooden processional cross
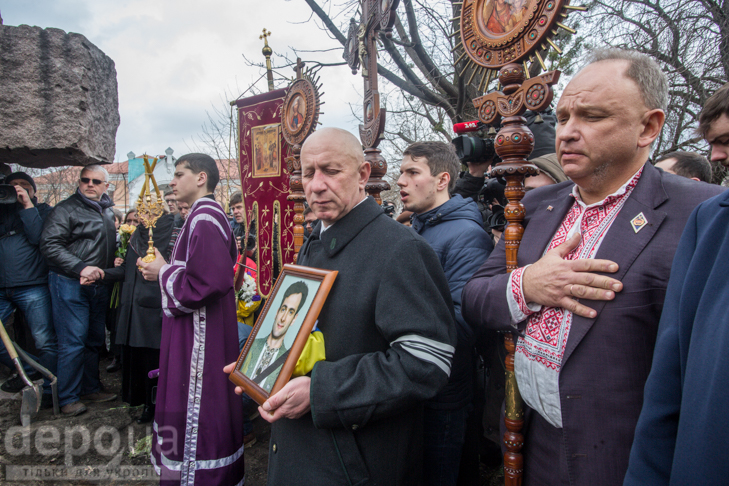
[342,0,401,204]
[282,58,322,253]
[453,0,585,483]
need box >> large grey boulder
[0,24,119,168]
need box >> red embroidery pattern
[511,267,533,316]
[515,168,643,371]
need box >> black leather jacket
[40,193,116,278]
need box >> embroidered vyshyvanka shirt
[506,167,644,428]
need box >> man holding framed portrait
[227,127,457,485]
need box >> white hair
[81,164,110,182]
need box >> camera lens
[452,136,499,164]
[0,184,18,205]
[452,136,483,163]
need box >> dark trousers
[423,405,471,486]
[121,345,159,408]
[0,284,57,394]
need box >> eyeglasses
[80,177,106,186]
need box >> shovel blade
[20,384,41,426]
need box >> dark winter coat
[411,194,493,408]
[0,200,52,287]
[268,196,457,486]
[104,214,176,349]
[40,192,116,278]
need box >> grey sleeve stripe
[391,334,455,354]
[399,341,452,362]
[391,334,454,376]
[395,345,451,376]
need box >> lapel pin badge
[630,212,647,233]
[547,205,553,211]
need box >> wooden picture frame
[228,264,337,405]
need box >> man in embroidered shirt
[138,153,245,486]
[241,281,308,392]
[462,49,724,486]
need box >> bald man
[228,128,457,485]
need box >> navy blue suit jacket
[624,190,729,485]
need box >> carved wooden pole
[286,144,305,253]
[490,64,534,485]
[282,58,322,255]
[472,64,559,485]
[456,0,577,480]
[343,0,400,204]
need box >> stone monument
[0,24,120,168]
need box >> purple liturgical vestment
[151,196,245,486]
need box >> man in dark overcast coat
[227,127,457,485]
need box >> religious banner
[236,89,296,298]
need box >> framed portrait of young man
[229,264,337,405]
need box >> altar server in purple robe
[138,153,245,486]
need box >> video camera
[451,121,501,165]
[480,177,507,232]
[0,185,18,205]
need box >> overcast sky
[1,0,363,162]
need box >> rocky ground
[0,355,271,485]
[0,356,502,485]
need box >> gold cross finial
[260,28,271,46]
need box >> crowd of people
[0,47,728,486]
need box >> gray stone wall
[0,24,120,168]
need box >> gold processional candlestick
[136,155,166,265]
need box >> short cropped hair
[698,83,729,138]
[403,141,461,191]
[281,281,309,315]
[303,206,313,217]
[81,164,110,182]
[585,48,668,111]
[175,153,219,192]
[655,151,712,183]
[229,191,243,206]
